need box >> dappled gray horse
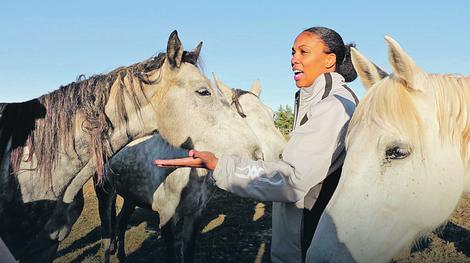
[95,78,286,262]
[0,31,262,262]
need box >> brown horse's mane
[0,52,169,185]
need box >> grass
[53,180,470,262]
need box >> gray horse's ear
[182,41,203,65]
[212,73,233,100]
[351,47,388,90]
[166,30,184,69]
[193,41,202,59]
[385,36,424,90]
[250,80,261,97]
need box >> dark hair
[303,27,357,82]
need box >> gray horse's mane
[3,52,169,184]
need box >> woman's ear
[325,53,336,69]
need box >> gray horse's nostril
[254,149,264,161]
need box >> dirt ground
[53,180,470,263]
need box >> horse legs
[161,218,177,263]
[116,198,136,262]
[161,211,203,263]
[180,211,203,262]
[163,173,215,263]
[94,177,117,263]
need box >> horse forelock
[430,74,470,168]
[6,52,169,185]
[347,77,424,149]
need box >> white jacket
[212,72,358,262]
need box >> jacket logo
[234,165,283,186]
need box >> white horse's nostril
[254,149,264,161]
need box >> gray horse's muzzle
[306,212,356,263]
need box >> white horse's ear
[166,30,184,69]
[212,74,233,100]
[250,80,261,97]
[351,48,388,90]
[385,36,424,90]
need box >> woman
[155,26,358,262]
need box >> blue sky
[1,1,469,110]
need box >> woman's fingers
[153,157,203,168]
[154,150,217,170]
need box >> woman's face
[291,31,335,88]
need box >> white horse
[96,77,286,262]
[308,36,470,263]
[0,31,262,262]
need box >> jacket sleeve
[212,96,354,206]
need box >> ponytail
[336,43,357,82]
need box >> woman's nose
[291,56,299,66]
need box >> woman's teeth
[294,70,303,81]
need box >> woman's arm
[155,97,353,207]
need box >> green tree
[274,104,294,134]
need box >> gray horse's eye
[385,144,411,160]
[196,87,211,96]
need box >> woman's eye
[385,145,411,160]
[196,88,211,96]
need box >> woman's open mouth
[293,69,304,81]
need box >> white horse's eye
[196,87,211,96]
[385,145,411,160]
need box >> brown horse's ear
[250,80,261,97]
[385,36,424,90]
[351,47,388,90]
[166,30,184,69]
[183,41,203,65]
[193,41,202,59]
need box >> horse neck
[104,73,159,154]
[54,72,159,203]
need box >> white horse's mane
[431,74,470,167]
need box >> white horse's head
[214,76,286,161]
[107,31,263,159]
[152,77,287,226]
[308,36,470,262]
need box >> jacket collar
[299,72,345,105]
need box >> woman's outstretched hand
[153,150,218,171]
